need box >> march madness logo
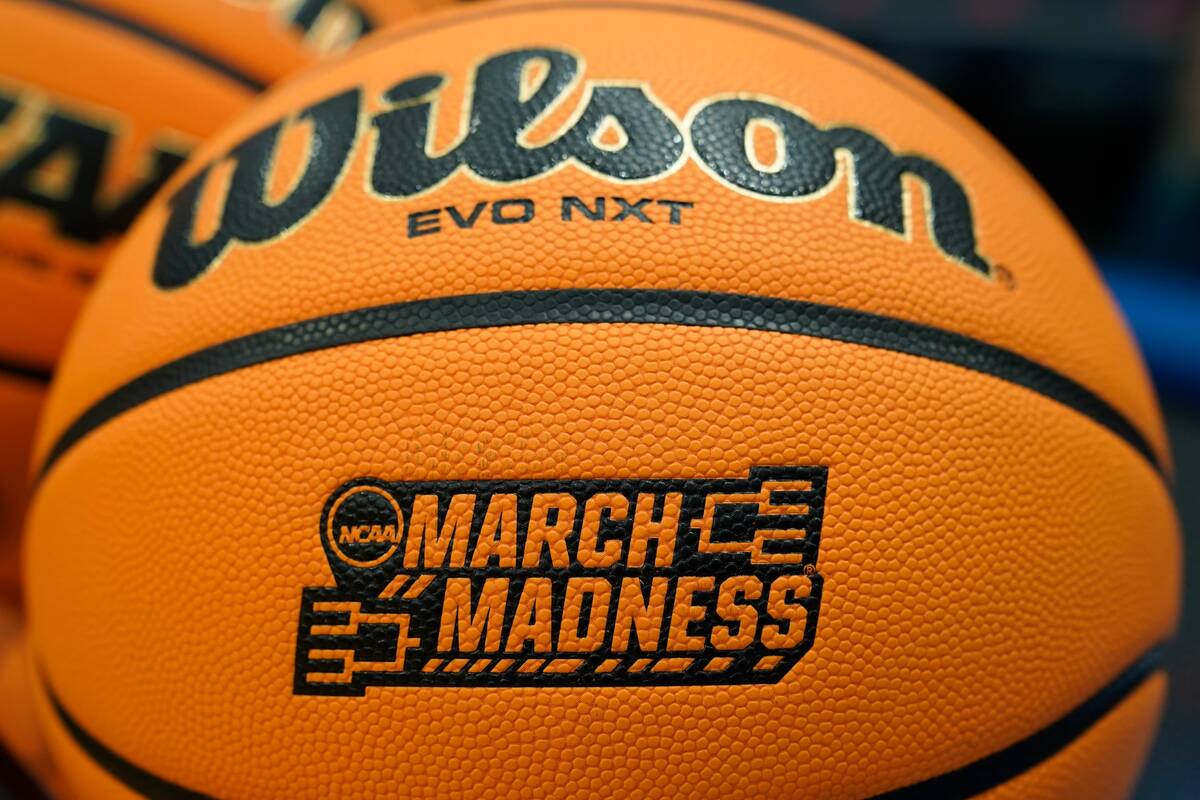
[294,466,827,695]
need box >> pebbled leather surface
[30,324,1181,798]
[25,1,1181,797]
[37,288,1163,481]
[977,674,1167,800]
[33,0,1170,472]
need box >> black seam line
[870,645,1167,799]
[41,645,1167,800]
[0,357,52,384]
[35,289,1164,482]
[27,0,266,93]
[44,677,212,800]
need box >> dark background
[752,0,1199,795]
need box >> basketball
[0,0,448,608]
[0,613,52,794]
[24,0,1181,797]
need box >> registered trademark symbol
[804,564,817,576]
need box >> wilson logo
[154,47,992,289]
[0,86,187,247]
[294,466,828,693]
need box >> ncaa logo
[326,484,403,568]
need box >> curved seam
[869,646,1167,799]
[40,645,1167,800]
[26,0,266,92]
[33,289,1165,483]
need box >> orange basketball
[0,0,451,610]
[25,0,1180,797]
[0,612,53,795]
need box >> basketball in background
[0,0,454,610]
[25,0,1181,797]
[0,0,457,791]
[0,612,53,795]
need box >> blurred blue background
[753,0,1199,795]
